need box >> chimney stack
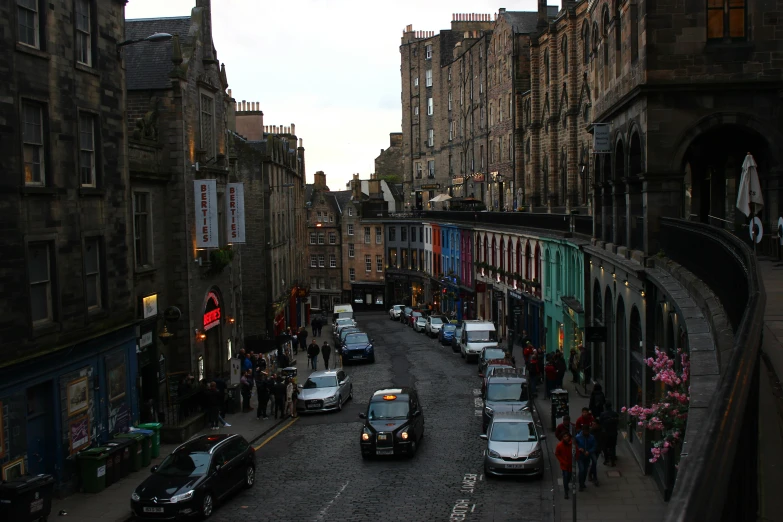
[538,0,548,28]
[291,123,296,135]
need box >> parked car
[389,305,404,320]
[451,324,463,353]
[409,311,423,328]
[478,347,509,376]
[438,323,458,345]
[480,411,544,478]
[337,327,361,350]
[425,315,448,337]
[482,367,530,432]
[401,307,413,324]
[414,315,427,333]
[359,387,425,459]
[481,359,516,395]
[342,332,376,363]
[131,434,255,520]
[297,370,352,413]
[333,317,356,336]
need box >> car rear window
[486,382,529,402]
[345,333,369,344]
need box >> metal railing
[659,218,765,522]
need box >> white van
[332,304,354,322]
[459,320,499,362]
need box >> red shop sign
[203,291,221,331]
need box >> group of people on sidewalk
[306,340,336,370]
[553,385,620,498]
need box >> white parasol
[736,153,764,217]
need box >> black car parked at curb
[359,388,424,459]
[131,434,255,520]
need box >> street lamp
[117,32,173,57]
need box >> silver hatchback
[296,370,353,413]
[480,411,544,478]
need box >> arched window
[582,22,590,64]
[561,35,568,74]
[556,251,563,293]
[499,238,505,272]
[543,49,550,84]
[602,8,610,87]
[560,148,567,206]
[534,243,541,284]
[476,235,481,263]
[491,237,497,267]
[545,249,552,293]
[507,239,513,280]
[615,2,622,77]
[543,155,550,200]
[483,235,489,264]
[516,239,522,276]
[525,242,532,280]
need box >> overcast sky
[126,0,539,189]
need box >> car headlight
[399,428,409,440]
[529,449,542,459]
[365,345,373,352]
[170,490,194,504]
[484,407,494,416]
[488,449,501,458]
[361,428,371,441]
[131,492,140,502]
[324,395,338,403]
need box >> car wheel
[201,492,214,519]
[361,452,371,460]
[484,464,494,479]
[408,440,418,458]
[369,355,376,363]
[348,385,353,400]
[244,465,255,488]
[535,469,544,480]
[337,396,343,412]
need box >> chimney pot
[291,123,296,135]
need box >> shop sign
[69,415,90,454]
[203,291,221,331]
[473,173,485,182]
[226,183,246,243]
[421,184,440,190]
[142,294,158,319]
[194,180,218,248]
[453,177,464,184]
[593,124,611,153]
[139,331,153,348]
[509,289,522,300]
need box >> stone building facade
[0,0,136,487]
[232,101,307,339]
[305,172,343,312]
[374,132,404,183]
[125,0,243,434]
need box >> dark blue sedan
[341,332,375,363]
[438,323,458,345]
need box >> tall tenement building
[0,0,136,488]
[305,172,344,312]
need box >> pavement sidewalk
[506,342,666,522]
[50,321,336,522]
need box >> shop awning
[561,296,584,314]
[350,281,385,286]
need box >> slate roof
[125,17,193,91]
[386,182,404,202]
[503,6,560,34]
[331,190,352,214]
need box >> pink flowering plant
[622,347,690,463]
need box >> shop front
[561,297,585,363]
[0,326,137,487]
[137,293,161,424]
[349,282,386,311]
[385,271,427,308]
[508,289,544,349]
[201,289,225,381]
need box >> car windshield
[345,333,369,344]
[443,324,457,332]
[412,312,422,318]
[367,401,409,420]
[487,382,529,402]
[394,305,403,310]
[340,328,359,338]
[303,376,338,389]
[156,451,211,477]
[491,421,538,442]
[483,349,506,360]
[430,317,443,325]
[336,319,352,326]
[467,330,497,342]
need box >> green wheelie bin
[137,422,162,458]
[113,433,142,472]
[77,447,110,493]
[130,429,153,467]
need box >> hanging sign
[226,183,246,243]
[194,180,218,248]
[142,294,158,319]
[203,291,221,331]
[750,216,763,244]
[593,124,611,153]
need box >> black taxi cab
[358,388,424,459]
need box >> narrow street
[211,312,553,522]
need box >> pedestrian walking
[311,316,318,337]
[523,342,534,365]
[291,331,298,355]
[255,369,270,420]
[272,376,286,419]
[206,382,221,430]
[527,355,539,397]
[589,421,605,483]
[317,317,324,337]
[240,370,254,412]
[579,345,591,385]
[544,357,558,399]
[555,415,575,441]
[575,407,596,432]
[589,383,607,419]
[307,340,320,370]
[569,349,579,383]
[599,402,619,466]
[555,351,567,389]
[321,341,332,370]
[575,424,598,491]
[298,327,308,354]
[555,432,574,499]
[284,377,295,418]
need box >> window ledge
[32,322,60,338]
[705,40,754,55]
[75,62,100,77]
[21,186,59,196]
[134,266,157,277]
[79,187,105,197]
[16,43,50,60]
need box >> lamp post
[116,32,173,57]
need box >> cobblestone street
[211,312,553,522]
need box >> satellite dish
[750,216,763,244]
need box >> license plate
[143,507,165,513]
[505,464,525,469]
[376,449,393,455]
[378,434,388,440]
[30,499,43,513]
[307,404,320,410]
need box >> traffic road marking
[254,417,299,450]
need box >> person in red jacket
[544,357,558,399]
[575,407,595,431]
[523,342,534,364]
[555,415,575,441]
[555,432,574,499]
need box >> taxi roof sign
[382,395,397,401]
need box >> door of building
[26,381,55,476]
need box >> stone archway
[614,139,627,246]
[628,131,644,250]
[604,287,615,404]
[616,294,627,410]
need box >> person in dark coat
[555,352,567,389]
[589,383,606,419]
[599,402,619,466]
[579,345,591,385]
[307,340,320,370]
[278,350,290,372]
[569,350,579,383]
[321,342,332,370]
[206,382,222,429]
[544,357,558,399]
[255,368,270,419]
[527,355,539,397]
[240,370,254,412]
[311,317,318,337]
[272,376,286,419]
[298,327,308,353]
